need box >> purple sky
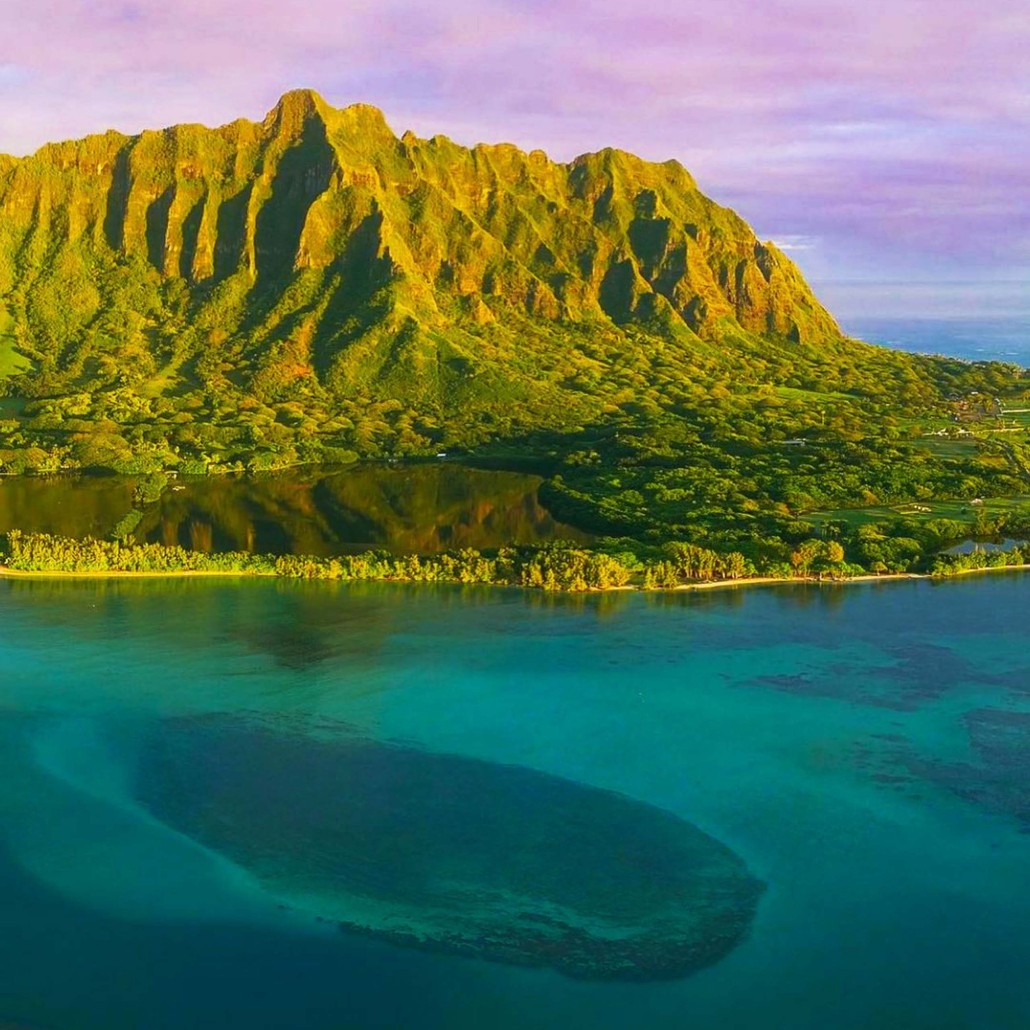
[1,0,1028,288]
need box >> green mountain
[0,89,1026,562]
[0,90,916,460]
[0,89,838,350]
[1,88,1028,579]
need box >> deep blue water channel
[1,574,1029,1028]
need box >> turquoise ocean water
[1,574,1028,1029]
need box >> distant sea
[814,281,1030,366]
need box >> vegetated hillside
[0,88,1010,472]
[2,90,1029,577]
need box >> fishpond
[0,464,586,555]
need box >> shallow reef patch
[134,714,764,980]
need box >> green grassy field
[0,339,30,379]
[913,437,980,459]
[805,495,1030,530]
[999,407,1030,429]
[0,306,30,379]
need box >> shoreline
[1,563,1026,591]
[0,567,278,579]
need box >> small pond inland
[0,463,587,555]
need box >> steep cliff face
[0,89,842,412]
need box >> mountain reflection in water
[0,464,587,555]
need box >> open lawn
[0,339,30,379]
[998,407,1030,429]
[914,437,980,458]
[805,495,1030,529]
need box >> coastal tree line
[2,530,1023,590]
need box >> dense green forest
[3,527,1028,589]
[0,90,1028,570]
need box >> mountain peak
[263,92,395,146]
[263,88,330,135]
[271,88,328,116]
[332,101,395,138]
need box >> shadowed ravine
[133,714,764,981]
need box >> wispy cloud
[0,0,1026,283]
[770,236,820,253]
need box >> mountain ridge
[1,89,1019,480]
[0,89,840,375]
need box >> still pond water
[0,464,585,555]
